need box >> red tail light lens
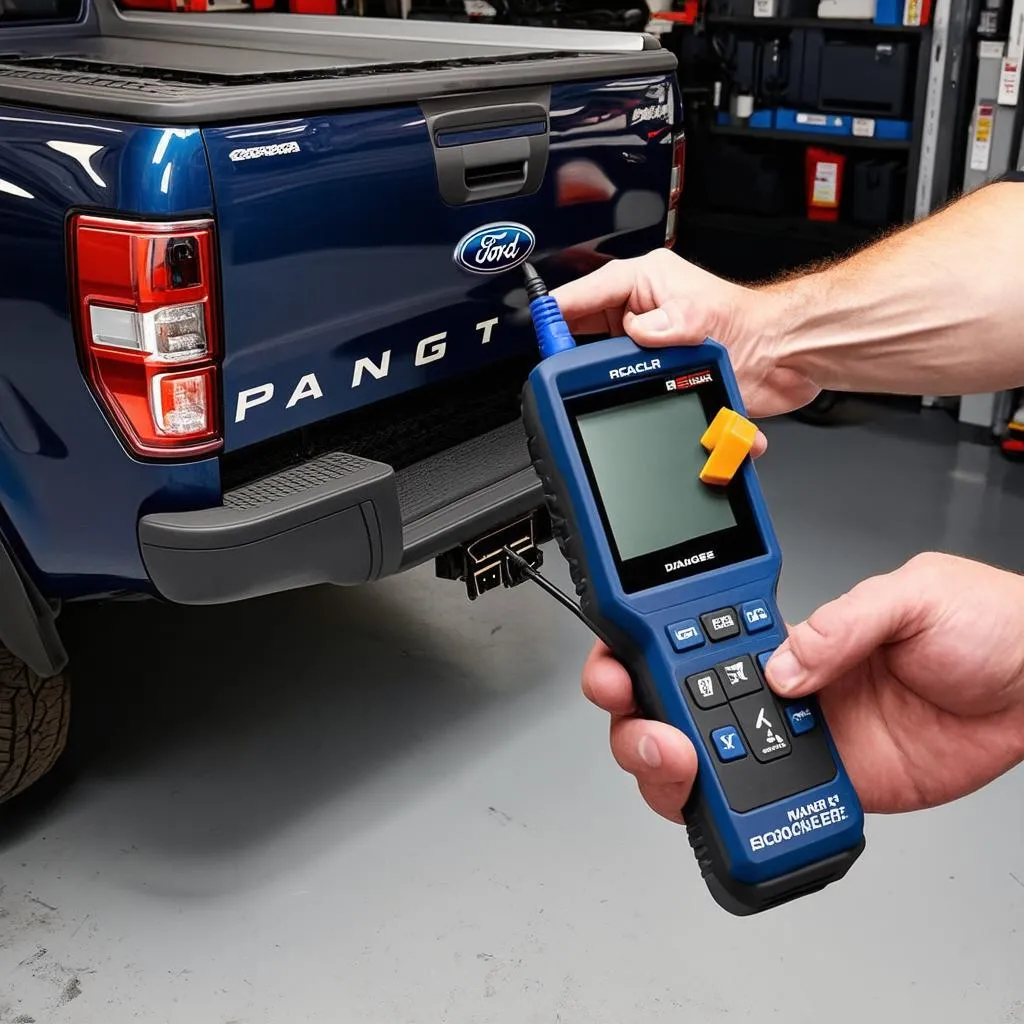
[71,215,222,458]
[665,132,685,249]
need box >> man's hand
[583,553,1024,822]
[550,249,820,418]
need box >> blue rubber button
[741,600,773,633]
[666,619,705,653]
[757,650,775,675]
[711,725,747,763]
[785,703,816,736]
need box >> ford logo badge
[453,222,536,276]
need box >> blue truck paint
[523,337,864,891]
[0,64,679,598]
[204,76,678,450]
[0,71,677,598]
[0,109,221,596]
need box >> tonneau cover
[0,0,675,122]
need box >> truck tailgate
[202,76,679,455]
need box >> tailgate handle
[420,87,551,207]
[463,137,529,194]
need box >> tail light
[70,214,222,458]
[665,131,685,249]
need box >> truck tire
[791,391,843,425]
[0,646,70,804]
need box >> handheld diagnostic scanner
[520,265,865,916]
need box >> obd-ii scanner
[518,265,865,916]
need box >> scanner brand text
[666,371,713,391]
[609,359,661,380]
[665,550,715,573]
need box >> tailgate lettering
[235,383,275,423]
[286,373,324,409]
[352,351,392,388]
[234,318,503,423]
[477,317,498,345]
[415,333,446,366]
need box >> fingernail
[768,650,804,693]
[632,308,671,333]
[638,734,662,769]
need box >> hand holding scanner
[521,268,865,916]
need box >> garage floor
[2,407,1024,1023]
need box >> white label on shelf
[852,117,876,137]
[796,112,829,126]
[903,0,922,25]
[970,103,995,171]
[999,60,1021,105]
[980,40,1005,61]
[754,0,776,15]
[812,161,840,206]
[999,0,1024,105]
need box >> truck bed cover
[0,0,676,122]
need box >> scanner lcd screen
[575,392,737,561]
[566,368,766,593]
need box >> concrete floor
[2,406,1024,1023]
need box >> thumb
[764,572,923,699]
[625,296,728,348]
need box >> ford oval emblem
[453,222,536,276]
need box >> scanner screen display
[575,392,737,562]
[566,367,766,594]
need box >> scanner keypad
[701,607,741,642]
[685,669,728,709]
[675,605,791,767]
[671,607,837,812]
[716,654,762,700]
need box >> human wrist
[751,272,828,387]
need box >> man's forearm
[766,182,1024,397]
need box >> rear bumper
[138,420,542,604]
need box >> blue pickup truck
[0,0,681,802]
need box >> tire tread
[0,647,70,804]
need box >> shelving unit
[667,8,936,282]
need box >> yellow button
[699,408,757,486]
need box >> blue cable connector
[524,263,576,360]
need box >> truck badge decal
[228,141,301,162]
[630,102,671,126]
[453,223,536,276]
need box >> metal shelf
[680,208,881,246]
[709,123,913,150]
[704,13,926,34]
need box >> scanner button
[685,669,727,709]
[666,619,705,653]
[711,725,747,763]
[741,601,773,633]
[701,608,740,642]
[716,655,762,699]
[785,702,817,736]
[732,693,792,763]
